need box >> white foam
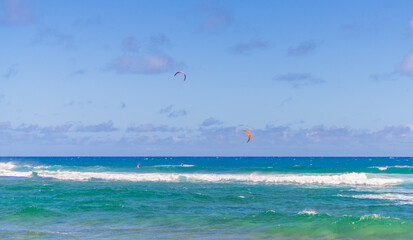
[0,162,33,178]
[32,165,53,170]
[154,165,178,167]
[298,209,317,215]
[347,193,413,205]
[371,166,413,171]
[0,162,16,170]
[359,214,394,220]
[4,171,402,186]
[0,170,33,178]
[181,165,195,167]
[44,231,80,235]
[0,164,405,186]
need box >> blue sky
[2,0,413,156]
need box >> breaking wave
[0,162,403,186]
[343,193,413,205]
[369,166,413,173]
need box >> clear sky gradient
[2,0,413,156]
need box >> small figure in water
[181,163,184,167]
[137,163,140,168]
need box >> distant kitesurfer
[181,163,184,167]
[137,163,140,168]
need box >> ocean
[0,157,412,239]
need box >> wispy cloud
[203,11,231,31]
[159,105,187,118]
[0,121,12,129]
[1,0,33,25]
[150,34,170,48]
[196,0,232,33]
[122,36,138,52]
[73,17,101,26]
[410,19,413,32]
[231,40,268,54]
[274,73,324,87]
[201,117,223,127]
[126,124,183,133]
[257,124,413,145]
[0,121,120,146]
[288,41,318,57]
[70,69,87,76]
[109,35,177,75]
[193,124,413,149]
[75,121,117,132]
[34,28,74,49]
[277,97,293,107]
[168,110,187,118]
[3,64,18,79]
[109,53,174,74]
[0,123,70,147]
[397,53,413,75]
[197,125,241,145]
[39,124,73,134]
[8,123,73,144]
[3,120,413,155]
[159,105,173,114]
[370,72,399,81]
[63,100,93,108]
[13,123,72,134]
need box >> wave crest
[298,209,318,215]
[0,169,403,186]
[346,193,413,205]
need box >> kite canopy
[174,71,186,81]
[242,130,251,143]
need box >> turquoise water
[0,157,412,239]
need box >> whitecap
[370,165,413,171]
[298,209,317,215]
[0,162,16,170]
[0,166,404,186]
[347,193,413,205]
[24,171,407,186]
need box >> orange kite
[242,130,251,143]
